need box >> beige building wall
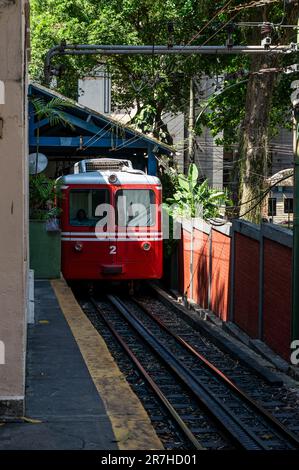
[0,0,28,415]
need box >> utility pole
[291,20,299,344]
[292,102,299,342]
[186,77,194,174]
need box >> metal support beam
[147,143,157,175]
[292,18,299,344]
[29,135,151,150]
[44,43,294,83]
[292,109,299,342]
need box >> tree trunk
[238,54,278,223]
[237,3,299,223]
[153,104,174,146]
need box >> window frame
[268,197,277,217]
[284,197,294,214]
[115,188,156,228]
[69,188,110,227]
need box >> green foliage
[30,97,75,128]
[160,165,179,202]
[30,0,299,149]
[29,174,62,220]
[196,78,248,147]
[132,104,157,133]
[165,163,231,219]
[30,0,233,131]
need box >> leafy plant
[29,174,62,220]
[165,163,231,220]
[30,96,75,174]
[30,96,75,128]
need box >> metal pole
[44,43,293,84]
[187,78,194,172]
[292,18,299,344]
[292,108,299,342]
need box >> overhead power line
[227,0,281,13]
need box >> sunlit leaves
[165,163,231,219]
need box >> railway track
[82,292,299,450]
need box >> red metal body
[59,173,163,281]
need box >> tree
[30,0,228,141]
[30,0,299,223]
[237,3,299,222]
[196,2,299,222]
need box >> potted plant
[29,173,62,279]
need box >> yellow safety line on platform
[51,279,163,450]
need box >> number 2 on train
[109,245,116,255]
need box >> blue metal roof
[28,83,174,176]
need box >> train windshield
[69,189,109,226]
[116,189,155,227]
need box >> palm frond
[30,97,75,129]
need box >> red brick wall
[263,239,292,361]
[193,229,209,308]
[177,230,184,294]
[180,229,191,299]
[234,233,260,338]
[177,222,293,362]
[180,228,209,306]
[210,229,231,321]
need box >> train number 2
[109,245,117,255]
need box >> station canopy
[28,83,174,175]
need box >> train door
[115,187,159,278]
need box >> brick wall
[234,233,260,338]
[210,229,231,321]
[179,227,210,307]
[182,230,191,298]
[193,228,210,308]
[263,239,292,360]
[178,219,293,362]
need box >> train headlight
[141,242,151,251]
[108,173,117,184]
[74,242,83,252]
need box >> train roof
[58,170,161,186]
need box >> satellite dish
[29,153,48,174]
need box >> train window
[116,189,155,227]
[69,189,109,226]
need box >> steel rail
[89,297,205,450]
[106,294,277,450]
[132,297,299,449]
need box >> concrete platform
[0,280,162,450]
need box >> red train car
[58,159,163,281]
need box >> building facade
[0,0,28,416]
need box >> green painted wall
[29,221,61,279]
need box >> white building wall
[78,69,111,114]
[270,128,293,176]
[194,77,224,189]
[162,112,184,171]
[0,0,28,415]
